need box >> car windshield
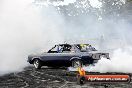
[76,44,96,52]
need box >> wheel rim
[73,60,82,68]
[34,59,39,68]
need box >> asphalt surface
[0,66,132,88]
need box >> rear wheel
[72,59,82,68]
[77,76,86,85]
[33,59,42,69]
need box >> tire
[72,59,83,68]
[77,76,86,85]
[33,59,42,69]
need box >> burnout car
[27,44,110,69]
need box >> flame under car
[27,44,110,69]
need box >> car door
[52,45,77,66]
[41,45,76,66]
[41,45,61,66]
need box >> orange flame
[78,67,86,76]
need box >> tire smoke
[88,47,132,73]
[0,0,64,75]
[0,0,132,75]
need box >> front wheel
[33,59,42,69]
[72,59,83,68]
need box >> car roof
[58,44,71,46]
[57,44,91,46]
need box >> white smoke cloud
[0,0,132,75]
[0,0,64,75]
[88,47,132,73]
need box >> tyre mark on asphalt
[35,71,68,88]
[1,67,132,88]
[34,70,76,88]
[14,72,30,88]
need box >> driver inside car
[57,45,63,53]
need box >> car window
[63,46,71,51]
[48,45,58,53]
[51,46,58,52]
[48,44,72,53]
[76,44,96,52]
[61,45,71,53]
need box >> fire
[78,67,86,76]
